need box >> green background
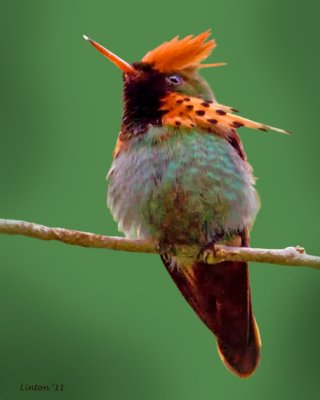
[1,0,319,398]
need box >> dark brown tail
[161,250,261,377]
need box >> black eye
[166,75,182,85]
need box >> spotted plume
[161,93,290,135]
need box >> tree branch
[0,218,319,269]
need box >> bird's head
[84,31,289,141]
[84,31,224,134]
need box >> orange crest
[142,31,223,72]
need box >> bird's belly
[107,129,260,245]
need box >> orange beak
[83,35,135,74]
[199,62,227,68]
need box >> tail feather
[217,314,261,377]
[161,239,261,377]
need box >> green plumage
[107,126,259,245]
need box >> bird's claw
[157,242,177,259]
[198,241,217,263]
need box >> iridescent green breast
[107,127,260,245]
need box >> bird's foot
[197,240,218,264]
[158,242,179,271]
[157,242,177,260]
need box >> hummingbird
[84,31,288,377]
